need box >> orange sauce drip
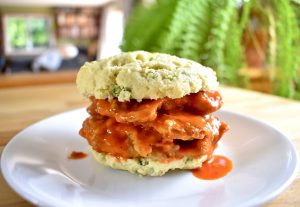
[192,155,232,180]
[68,151,88,160]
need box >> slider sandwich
[77,51,228,176]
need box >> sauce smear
[68,151,88,160]
[192,155,232,180]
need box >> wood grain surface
[0,83,299,207]
[0,70,77,89]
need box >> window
[3,14,55,56]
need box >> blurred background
[0,0,299,100]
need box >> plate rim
[1,108,299,207]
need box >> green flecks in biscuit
[111,85,123,97]
[111,85,131,98]
[146,70,159,79]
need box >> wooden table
[0,83,300,207]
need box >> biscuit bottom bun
[77,51,229,176]
[91,149,207,176]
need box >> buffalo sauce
[80,117,136,158]
[80,90,229,166]
[192,155,232,180]
[91,90,223,123]
[94,98,164,123]
[68,151,88,160]
[80,115,228,161]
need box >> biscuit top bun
[76,51,218,102]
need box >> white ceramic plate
[1,109,298,207]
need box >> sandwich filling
[80,90,228,163]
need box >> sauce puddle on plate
[68,151,88,160]
[192,155,232,180]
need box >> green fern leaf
[203,0,237,82]
[121,0,177,52]
[223,9,246,86]
[178,0,212,62]
[272,0,300,98]
[156,0,191,55]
